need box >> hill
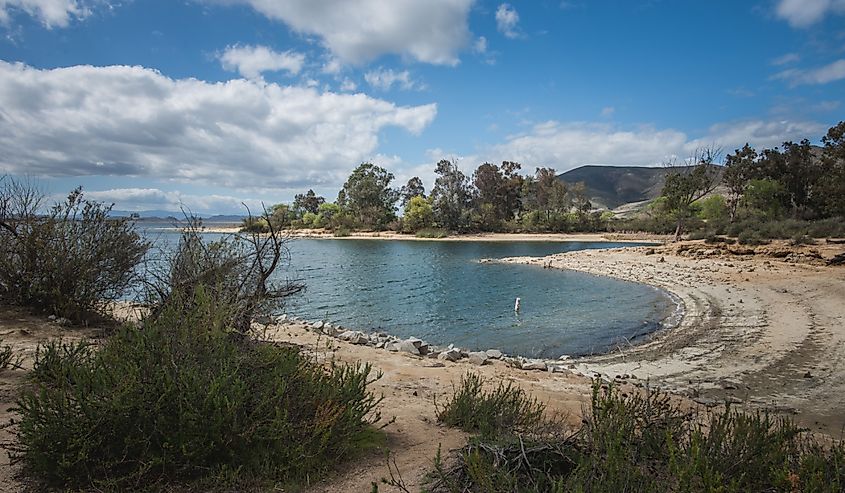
[556,165,672,210]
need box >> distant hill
[556,165,675,210]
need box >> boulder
[313,320,325,330]
[467,351,488,366]
[521,360,547,371]
[437,348,463,362]
[485,349,503,359]
[385,342,400,352]
[399,340,421,355]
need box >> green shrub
[333,226,352,237]
[790,234,817,246]
[435,373,546,437]
[239,216,269,233]
[0,183,149,323]
[415,228,449,239]
[737,230,771,246]
[0,340,17,370]
[430,380,845,493]
[10,288,383,491]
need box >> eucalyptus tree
[662,147,722,241]
[431,159,473,231]
[337,162,398,230]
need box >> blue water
[140,225,675,359]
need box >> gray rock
[54,317,71,326]
[276,314,288,323]
[521,361,547,371]
[385,342,400,352]
[437,348,462,362]
[485,349,503,359]
[313,320,325,330]
[467,351,489,365]
[399,340,421,355]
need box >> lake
[142,226,676,359]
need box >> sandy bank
[193,227,671,243]
[500,240,845,433]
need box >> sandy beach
[1,238,843,491]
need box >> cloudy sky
[0,0,843,214]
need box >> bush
[790,234,817,246]
[239,216,269,233]
[737,230,770,246]
[10,288,384,491]
[146,217,303,334]
[0,339,17,370]
[435,373,546,438]
[415,228,450,239]
[0,183,149,323]
[431,380,845,492]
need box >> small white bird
[514,297,521,313]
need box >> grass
[415,228,450,239]
[430,376,845,493]
[8,287,384,491]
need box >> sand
[1,237,843,491]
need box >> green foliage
[240,216,269,233]
[435,373,546,438]
[695,195,728,223]
[431,159,473,232]
[0,339,17,370]
[338,163,398,230]
[10,288,383,491]
[431,380,845,493]
[402,195,434,233]
[414,228,449,239]
[0,183,149,323]
[744,178,788,220]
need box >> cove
[283,239,676,359]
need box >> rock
[276,314,288,323]
[425,362,445,368]
[485,349,503,359]
[47,314,57,320]
[804,371,813,379]
[521,361,547,371]
[437,348,462,362]
[385,342,400,352]
[399,340,421,355]
[558,355,570,361]
[55,317,71,326]
[645,248,656,255]
[313,320,325,330]
[375,341,386,349]
[467,351,489,365]
[658,256,665,263]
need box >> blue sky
[0,0,843,214]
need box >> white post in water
[514,297,521,313]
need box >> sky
[0,0,843,215]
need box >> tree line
[245,120,845,239]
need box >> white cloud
[0,0,101,28]
[218,44,305,80]
[473,36,487,54]
[339,78,357,92]
[774,59,845,86]
[600,106,615,117]
[0,61,437,191]
[771,52,800,66]
[484,119,825,173]
[775,0,845,28]
[364,68,422,91]
[83,188,265,214]
[495,3,520,39]
[199,0,474,66]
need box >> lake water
[141,226,676,359]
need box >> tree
[499,161,524,221]
[820,121,845,217]
[292,189,325,215]
[399,177,426,207]
[431,159,472,231]
[662,147,722,241]
[722,143,757,222]
[472,162,504,229]
[402,195,434,232]
[337,163,398,230]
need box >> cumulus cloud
[773,59,845,86]
[0,0,101,28]
[495,3,520,38]
[83,187,264,214]
[364,68,421,91]
[199,0,474,65]
[218,44,305,80]
[775,0,845,28]
[484,119,825,172]
[0,61,437,191]
[473,36,487,54]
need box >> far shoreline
[150,225,673,244]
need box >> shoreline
[150,225,672,244]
